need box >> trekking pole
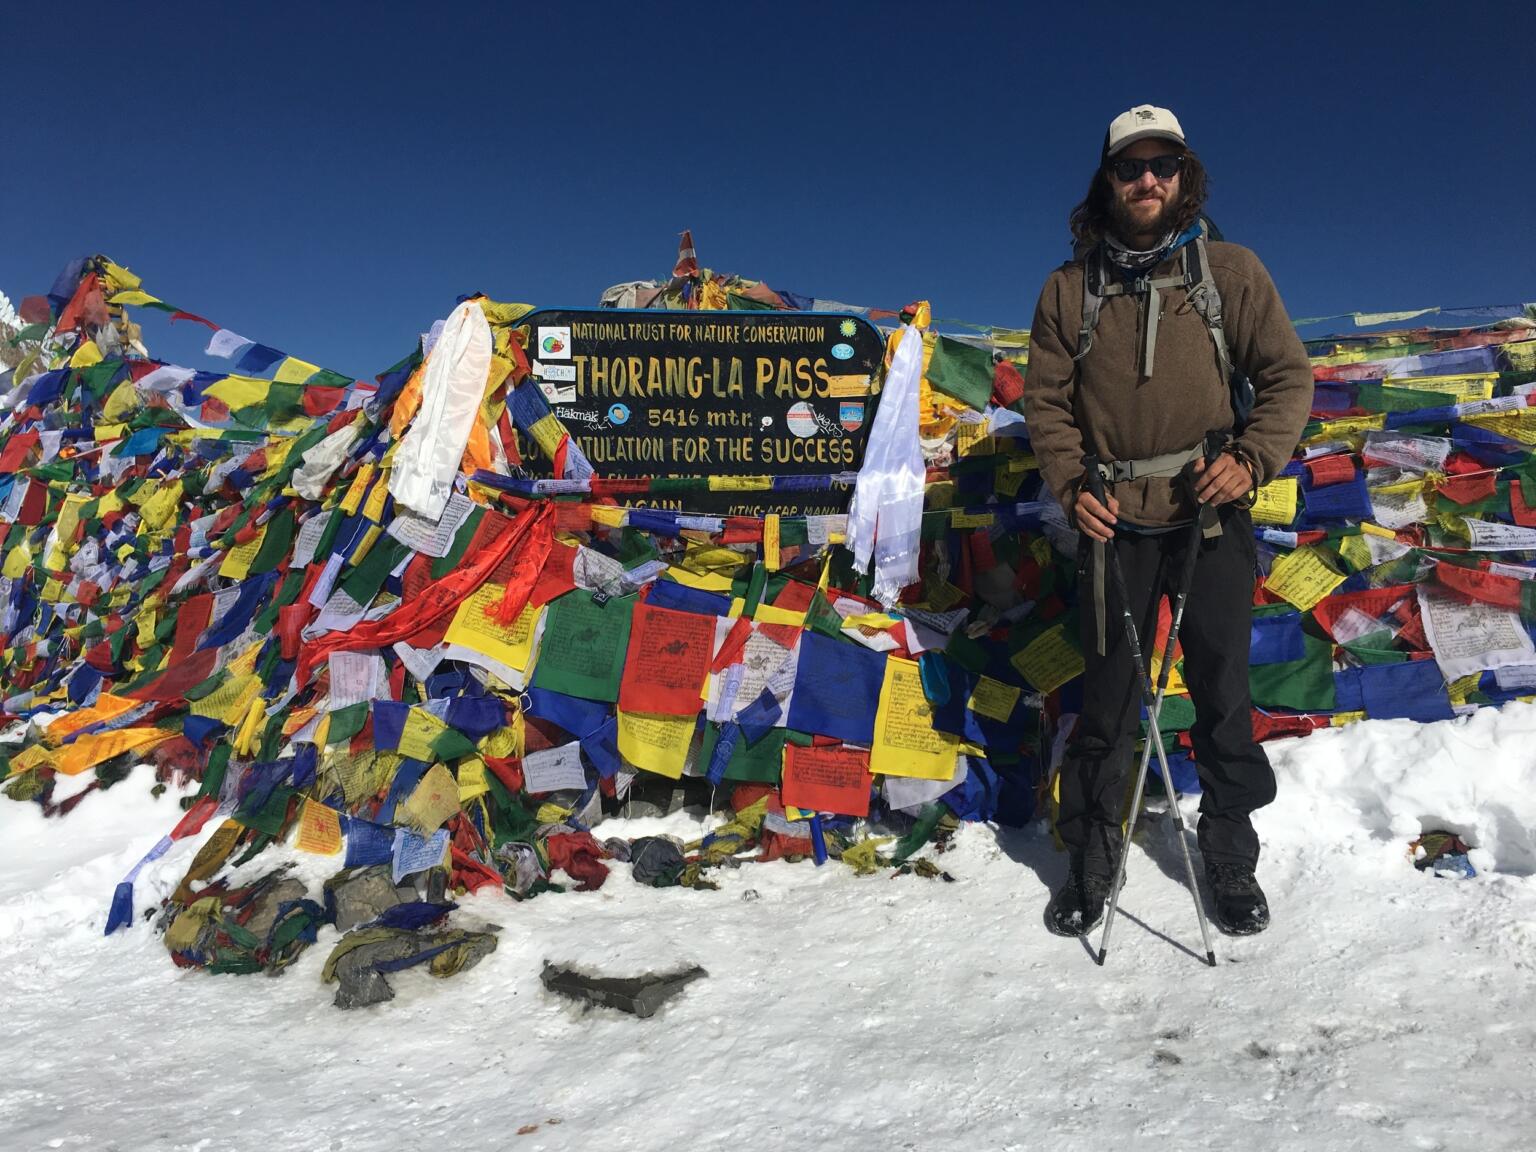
[1082,439,1221,968]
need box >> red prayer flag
[673,230,699,279]
[992,360,1025,408]
[295,502,551,684]
[0,431,40,473]
[1434,562,1522,611]
[617,600,716,716]
[1511,480,1536,528]
[781,743,872,817]
[1305,454,1357,486]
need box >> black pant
[1058,505,1276,876]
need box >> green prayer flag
[339,537,410,606]
[326,702,369,745]
[236,784,295,838]
[249,508,296,576]
[531,591,635,702]
[699,724,785,784]
[1250,632,1336,711]
[432,509,483,578]
[926,335,993,411]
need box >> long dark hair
[1068,148,1209,253]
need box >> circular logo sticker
[607,403,630,425]
[839,319,858,338]
[786,402,818,438]
[830,343,855,361]
[541,334,566,356]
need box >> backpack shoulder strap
[1185,233,1234,382]
[1073,246,1122,363]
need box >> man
[1023,105,1313,938]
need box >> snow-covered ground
[4,704,1536,1152]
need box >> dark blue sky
[6,2,1532,380]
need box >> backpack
[1072,219,1254,431]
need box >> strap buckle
[1096,460,1137,484]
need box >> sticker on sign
[534,361,576,382]
[536,326,571,360]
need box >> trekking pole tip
[1206,950,1217,968]
[1095,947,1107,967]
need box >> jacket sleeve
[1023,271,1086,509]
[1225,252,1314,485]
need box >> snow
[0,288,19,333]
[4,705,1536,1152]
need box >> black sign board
[514,308,885,516]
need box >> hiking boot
[1046,869,1111,937]
[1207,863,1270,936]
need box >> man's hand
[1073,488,1118,542]
[1192,453,1254,506]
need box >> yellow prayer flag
[272,357,321,386]
[2,543,32,580]
[1264,546,1346,612]
[1250,478,1298,526]
[616,709,696,778]
[1011,623,1085,694]
[443,588,541,674]
[1462,408,1536,446]
[589,505,625,528]
[294,800,343,855]
[950,510,996,529]
[339,462,376,516]
[12,744,59,773]
[42,693,142,744]
[926,580,966,612]
[399,763,461,833]
[54,728,176,776]
[361,472,391,522]
[218,526,266,580]
[841,611,900,631]
[1384,373,1496,402]
[1337,533,1373,572]
[204,374,272,411]
[102,380,142,423]
[138,480,183,531]
[753,601,807,629]
[457,757,490,802]
[529,413,566,459]
[102,260,143,291]
[480,719,524,761]
[69,340,103,368]
[955,422,995,458]
[107,289,161,307]
[665,567,736,594]
[348,523,383,567]
[1447,673,1482,708]
[233,695,266,757]
[1309,414,1385,443]
[871,657,961,781]
[762,514,781,571]
[967,675,1021,722]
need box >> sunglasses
[1108,154,1184,182]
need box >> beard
[1107,188,1183,246]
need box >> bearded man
[1023,105,1314,938]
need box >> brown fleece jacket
[1023,239,1314,527]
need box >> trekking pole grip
[1080,453,1107,508]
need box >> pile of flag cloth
[0,253,1532,1004]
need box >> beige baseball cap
[1104,105,1186,157]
